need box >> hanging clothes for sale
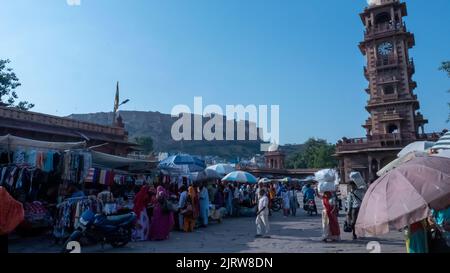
[0,165,48,203]
[84,168,100,184]
[61,150,92,184]
[53,196,100,239]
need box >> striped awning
[432,132,450,150]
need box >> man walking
[255,189,270,238]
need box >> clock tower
[359,0,426,138]
[335,0,442,183]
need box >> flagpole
[113,81,119,126]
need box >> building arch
[375,12,391,25]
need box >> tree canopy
[0,59,34,110]
[440,61,450,122]
[135,136,154,154]
[286,138,337,169]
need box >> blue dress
[199,188,210,226]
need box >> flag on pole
[114,81,119,112]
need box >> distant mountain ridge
[68,110,264,159]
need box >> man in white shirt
[255,189,270,238]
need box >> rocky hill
[68,110,263,159]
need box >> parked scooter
[63,209,136,253]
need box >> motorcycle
[270,197,282,212]
[304,199,318,216]
[63,209,136,253]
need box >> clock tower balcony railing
[365,22,406,38]
[336,132,443,153]
[376,57,398,68]
[380,111,403,122]
[378,75,399,84]
[381,93,399,101]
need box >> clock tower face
[378,42,393,56]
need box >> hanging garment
[99,170,107,185]
[13,150,26,165]
[36,152,45,170]
[42,151,54,172]
[85,168,96,183]
[26,150,37,167]
[0,167,8,185]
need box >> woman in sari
[183,186,199,232]
[405,220,429,253]
[149,186,174,241]
[132,185,151,241]
[319,191,341,242]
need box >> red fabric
[133,186,150,218]
[0,187,25,235]
[323,192,340,236]
[409,221,425,233]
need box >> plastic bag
[318,181,336,193]
[349,171,367,189]
[315,169,336,183]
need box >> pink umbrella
[355,156,450,237]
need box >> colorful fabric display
[99,170,107,185]
[84,168,96,183]
[114,175,125,185]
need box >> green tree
[0,59,34,110]
[440,61,450,122]
[135,136,154,154]
[286,138,337,169]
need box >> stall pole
[7,136,11,164]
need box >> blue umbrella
[158,154,206,172]
[222,171,258,184]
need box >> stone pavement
[8,200,406,253]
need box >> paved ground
[8,198,406,253]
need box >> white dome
[367,0,381,6]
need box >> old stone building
[336,0,442,183]
[264,144,286,170]
[0,106,137,156]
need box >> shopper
[281,188,290,217]
[318,191,341,242]
[199,182,210,227]
[255,189,270,238]
[132,185,152,241]
[288,186,299,216]
[346,181,365,240]
[177,185,188,231]
[149,186,174,241]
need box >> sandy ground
[8,196,406,253]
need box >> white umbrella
[222,171,258,184]
[258,177,271,184]
[432,149,450,159]
[432,132,450,150]
[376,151,428,177]
[206,164,235,177]
[397,141,435,158]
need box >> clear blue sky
[1,0,449,144]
